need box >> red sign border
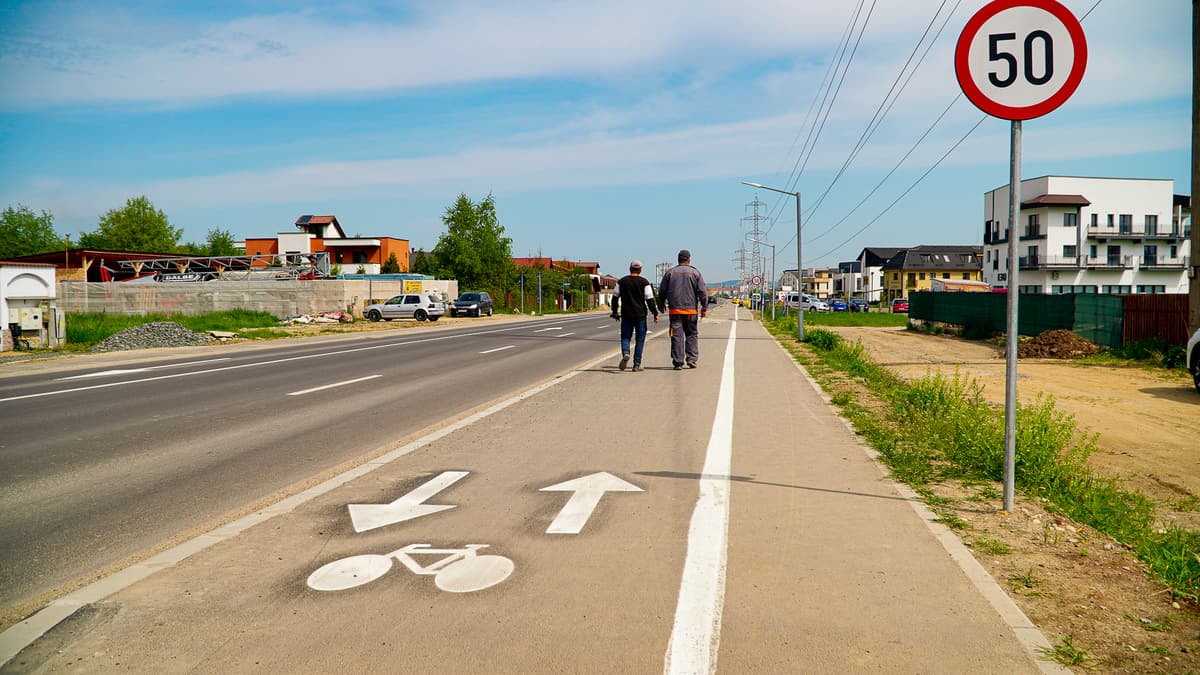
[954,0,1087,121]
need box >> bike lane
[4,318,734,672]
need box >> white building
[855,247,904,303]
[982,176,1191,294]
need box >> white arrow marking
[540,472,643,534]
[348,471,469,532]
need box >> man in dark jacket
[610,260,659,372]
[658,249,708,369]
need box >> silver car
[364,293,446,322]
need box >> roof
[1175,194,1192,208]
[857,247,905,267]
[294,215,347,238]
[882,245,982,271]
[1021,194,1091,207]
[0,261,57,268]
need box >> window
[1102,285,1131,295]
[1089,244,1097,259]
[985,250,990,262]
[1107,214,1114,227]
[1143,244,1158,265]
[1119,214,1132,231]
[1145,214,1158,235]
[1063,245,1077,257]
[918,272,925,281]
[1090,213,1098,228]
[962,273,970,280]
[907,273,916,285]
[1170,244,1178,259]
[992,258,999,271]
[1019,285,1042,294]
[1063,212,1078,227]
[1136,285,1166,294]
[942,273,950,279]
[353,251,368,264]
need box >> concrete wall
[57,279,459,318]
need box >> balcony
[1138,255,1189,269]
[1018,255,1081,269]
[1086,227,1186,240]
[1018,226,1046,240]
[1083,255,1134,269]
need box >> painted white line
[55,358,232,380]
[479,345,515,354]
[534,327,562,332]
[0,348,621,667]
[554,332,575,338]
[664,321,736,675]
[0,319,590,404]
[287,374,381,396]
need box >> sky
[0,0,1189,284]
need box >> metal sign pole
[1003,119,1021,512]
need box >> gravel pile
[1018,329,1103,359]
[92,321,216,352]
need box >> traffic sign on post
[955,0,1086,120]
[750,275,762,287]
[955,0,1086,514]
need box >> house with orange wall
[245,215,410,274]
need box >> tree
[82,196,182,252]
[410,248,435,276]
[431,193,513,292]
[381,252,402,274]
[203,227,242,256]
[0,205,61,258]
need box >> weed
[830,390,853,406]
[1172,496,1200,512]
[973,538,1012,555]
[1124,613,1174,632]
[933,510,969,531]
[1009,567,1042,589]
[1142,645,1168,654]
[1039,636,1091,667]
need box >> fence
[906,291,1171,348]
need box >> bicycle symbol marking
[307,544,514,594]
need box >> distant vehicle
[891,297,909,313]
[1188,328,1200,394]
[708,295,720,306]
[450,292,494,317]
[849,298,869,312]
[364,293,446,322]
[784,293,829,312]
[830,299,849,312]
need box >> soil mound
[1018,329,1103,359]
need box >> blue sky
[0,0,1189,283]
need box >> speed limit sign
[955,0,1086,120]
[750,275,762,286]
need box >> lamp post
[748,237,776,321]
[742,182,802,341]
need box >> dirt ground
[825,325,1200,672]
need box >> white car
[784,293,830,312]
[363,293,446,322]
[1188,327,1200,394]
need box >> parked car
[450,292,494,317]
[849,298,869,312]
[1188,327,1200,394]
[891,297,909,313]
[830,298,849,312]
[363,293,446,322]
[784,293,830,312]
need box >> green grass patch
[67,310,281,347]
[762,312,1200,602]
[1040,636,1091,667]
[973,538,1013,555]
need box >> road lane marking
[479,346,515,354]
[540,472,643,534]
[534,327,562,332]
[664,320,736,675]
[55,358,233,380]
[0,317,599,404]
[287,374,381,396]
[0,347,620,666]
[554,332,575,338]
[349,471,469,532]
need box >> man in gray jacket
[657,249,708,370]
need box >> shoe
[619,354,629,370]
[673,364,683,370]
[632,363,643,372]
[687,361,697,369]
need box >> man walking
[610,260,659,372]
[658,249,708,370]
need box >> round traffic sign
[955,0,1086,120]
[751,275,762,286]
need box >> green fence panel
[1072,294,1123,347]
[911,291,1124,346]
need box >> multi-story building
[881,245,983,301]
[834,260,862,299]
[855,247,904,303]
[981,176,1191,294]
[246,215,411,275]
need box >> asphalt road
[0,313,626,615]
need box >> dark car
[450,292,494,317]
[891,297,909,313]
[849,298,869,312]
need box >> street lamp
[742,182,803,341]
[747,237,775,321]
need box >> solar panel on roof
[297,215,312,224]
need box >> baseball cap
[629,259,643,270]
[677,249,691,262]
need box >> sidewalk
[1,305,1062,673]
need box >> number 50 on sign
[955,0,1086,121]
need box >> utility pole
[1191,0,1199,333]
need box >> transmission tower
[742,195,768,282]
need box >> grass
[1039,636,1092,667]
[974,537,1013,555]
[762,314,1200,602]
[66,310,281,348]
[1008,567,1042,589]
[768,309,908,329]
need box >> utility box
[1,263,63,351]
